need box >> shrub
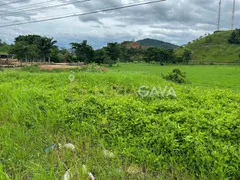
[21,65,39,72]
[228,29,240,44]
[163,68,188,84]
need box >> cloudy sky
[0,0,239,48]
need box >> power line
[2,0,59,12]
[0,0,91,17]
[0,0,25,7]
[0,0,166,28]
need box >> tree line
[8,34,191,65]
[0,39,10,54]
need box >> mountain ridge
[137,38,179,49]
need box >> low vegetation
[162,69,188,84]
[175,30,240,64]
[0,64,240,179]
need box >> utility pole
[232,0,236,30]
[217,0,222,31]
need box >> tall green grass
[109,63,240,91]
[0,67,240,179]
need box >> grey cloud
[0,0,238,47]
[79,15,103,24]
[115,24,127,27]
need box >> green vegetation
[137,38,179,49]
[0,39,10,54]
[228,28,240,44]
[9,35,57,62]
[144,48,175,64]
[182,49,192,64]
[175,30,240,64]
[4,31,240,65]
[163,69,188,84]
[110,63,240,91]
[70,40,95,63]
[0,64,240,179]
[3,34,186,65]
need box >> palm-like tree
[38,37,57,63]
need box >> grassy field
[0,64,240,179]
[110,63,240,91]
[175,30,240,63]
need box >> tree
[144,47,175,64]
[9,41,40,64]
[94,49,106,64]
[26,45,40,62]
[11,35,57,63]
[228,29,240,44]
[71,40,94,63]
[102,53,114,66]
[15,35,42,44]
[9,42,28,61]
[144,47,159,63]
[60,48,73,62]
[50,47,64,63]
[105,43,120,63]
[119,45,145,62]
[38,37,57,63]
[183,49,192,64]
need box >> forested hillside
[137,38,179,49]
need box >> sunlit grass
[0,65,240,179]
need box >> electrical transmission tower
[232,0,236,30]
[217,0,222,31]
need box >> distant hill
[175,30,240,64]
[137,38,179,49]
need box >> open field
[110,63,240,91]
[0,64,240,179]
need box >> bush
[228,29,240,44]
[21,65,39,72]
[163,68,188,84]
